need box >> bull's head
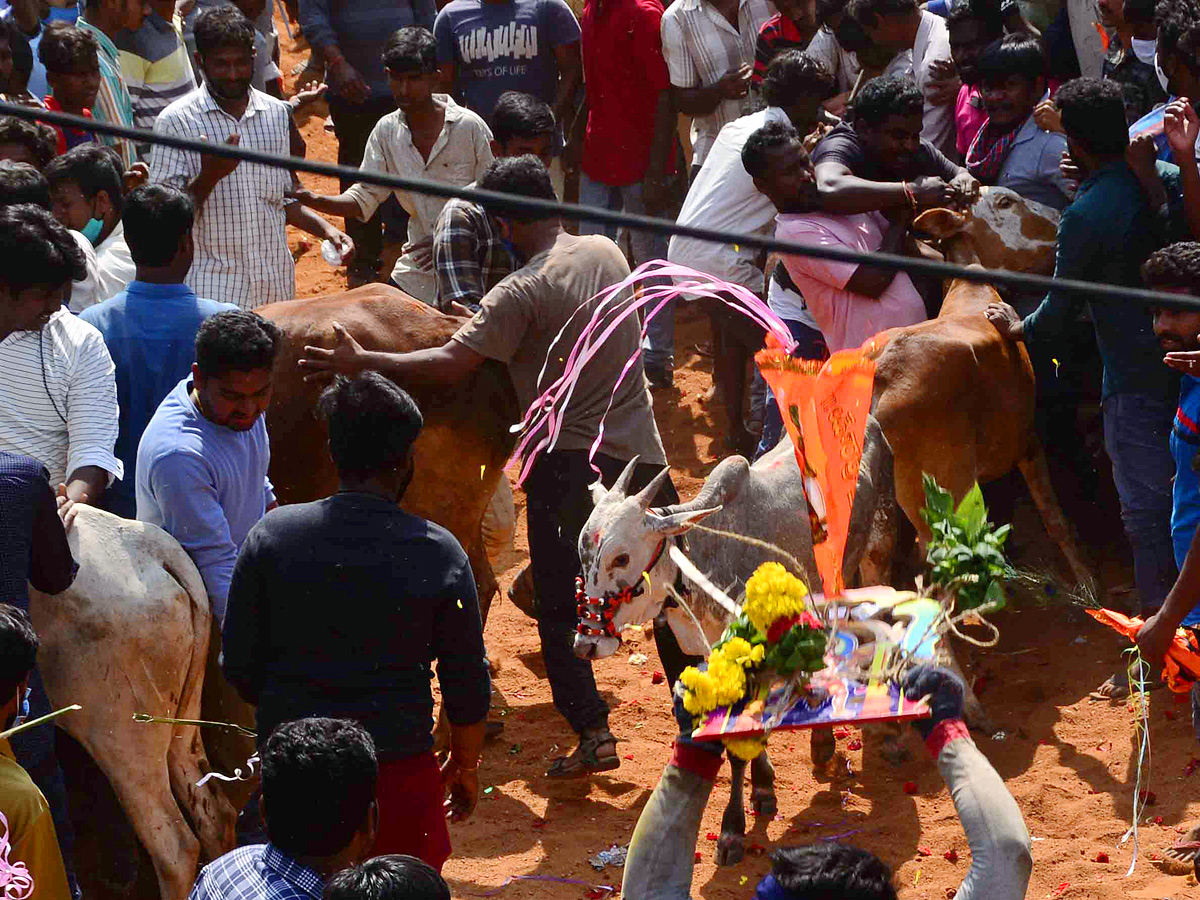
[573,458,721,660]
[914,186,1060,275]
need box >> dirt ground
[277,23,1200,900]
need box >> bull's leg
[1018,445,1094,588]
[877,720,911,766]
[168,725,238,861]
[717,756,747,866]
[749,751,777,817]
[811,727,835,766]
[940,641,996,735]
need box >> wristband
[670,739,724,782]
[925,718,970,758]
[453,758,480,772]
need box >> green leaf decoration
[920,474,1012,610]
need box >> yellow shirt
[0,739,70,900]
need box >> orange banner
[758,344,876,597]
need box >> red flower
[694,852,702,862]
[651,671,665,685]
[903,781,918,794]
[1139,789,1157,806]
[1093,852,1109,863]
[944,849,959,863]
[767,614,801,643]
[916,847,932,857]
[848,739,863,751]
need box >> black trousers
[327,95,398,277]
[524,450,700,734]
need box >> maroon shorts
[372,751,451,872]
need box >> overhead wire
[6,99,1200,310]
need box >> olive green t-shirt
[453,233,667,466]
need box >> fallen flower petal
[944,849,959,863]
[1094,852,1109,863]
[903,781,918,795]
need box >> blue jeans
[579,173,674,371]
[1102,393,1178,612]
[753,319,830,460]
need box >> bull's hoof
[811,727,835,766]
[751,787,778,818]
[507,565,539,619]
[716,832,745,866]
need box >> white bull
[30,505,237,900]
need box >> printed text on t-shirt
[458,24,539,64]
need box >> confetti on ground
[588,845,628,870]
[651,671,665,685]
[903,781,918,795]
[628,653,648,665]
[1093,852,1109,863]
[917,847,932,857]
[848,739,863,751]
[944,849,959,863]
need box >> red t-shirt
[580,0,676,186]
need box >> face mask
[80,217,104,246]
[1156,51,1171,94]
[1131,37,1158,66]
[11,687,30,728]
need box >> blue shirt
[79,281,235,519]
[136,377,275,620]
[1171,375,1200,627]
[189,844,321,900]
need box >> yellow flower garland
[742,561,809,634]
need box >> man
[300,0,437,289]
[0,604,73,900]
[300,156,688,779]
[1100,0,1165,123]
[45,145,135,308]
[136,309,279,623]
[116,0,197,159]
[324,856,449,900]
[751,0,818,86]
[748,119,926,352]
[660,0,772,173]
[38,23,102,155]
[945,0,1003,160]
[189,718,379,900]
[969,34,1074,211]
[223,372,490,870]
[804,0,913,119]
[80,184,236,519]
[77,0,142,168]
[432,90,555,312]
[433,0,582,133]
[848,0,957,158]
[0,115,56,169]
[287,27,493,304]
[150,6,353,310]
[621,667,1031,900]
[986,77,1178,698]
[669,50,835,450]
[813,74,977,215]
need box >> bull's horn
[632,465,672,510]
[604,456,641,504]
[648,506,722,535]
[668,476,727,516]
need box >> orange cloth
[1086,607,1200,693]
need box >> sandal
[545,728,619,778]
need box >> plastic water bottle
[321,239,343,266]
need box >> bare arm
[298,322,486,385]
[552,41,583,130]
[286,185,366,219]
[671,66,750,117]
[285,202,355,261]
[843,213,909,298]
[1138,525,1200,663]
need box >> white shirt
[0,308,122,487]
[913,10,956,159]
[345,96,494,300]
[661,0,772,167]
[68,230,100,313]
[805,27,913,94]
[94,220,136,304]
[668,106,784,293]
[150,84,294,310]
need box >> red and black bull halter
[576,537,669,639]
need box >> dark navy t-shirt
[434,0,580,125]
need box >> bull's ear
[590,477,609,506]
[646,506,722,535]
[912,208,967,238]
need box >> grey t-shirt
[452,233,667,466]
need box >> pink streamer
[509,260,798,483]
[0,812,33,900]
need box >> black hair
[37,22,99,75]
[848,0,919,28]
[318,372,424,480]
[1143,241,1200,290]
[1125,0,1157,23]
[324,856,450,900]
[381,26,437,75]
[769,844,898,900]
[0,116,57,170]
[0,160,50,208]
[977,33,1048,84]
[762,50,836,109]
[1054,76,1129,155]
[742,120,802,179]
[43,144,125,216]
[478,154,556,222]
[0,203,85,291]
[194,309,281,377]
[0,604,38,701]
[850,74,923,126]
[1156,0,1200,70]
[194,6,256,57]
[946,0,1004,40]
[123,184,195,268]
[491,91,555,148]
[0,19,33,90]
[260,718,378,858]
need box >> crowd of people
[4,0,1200,896]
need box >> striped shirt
[0,308,122,488]
[76,17,138,169]
[117,11,197,158]
[751,14,808,85]
[150,84,295,309]
[660,0,771,167]
[189,844,322,900]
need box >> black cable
[39,325,68,426]
[5,99,1200,311]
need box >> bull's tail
[156,532,211,725]
[1017,439,1095,590]
[842,414,896,586]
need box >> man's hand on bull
[948,171,980,207]
[55,483,87,531]
[299,322,371,383]
[909,175,953,207]
[984,301,1025,341]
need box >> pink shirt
[955,83,987,159]
[775,212,927,352]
